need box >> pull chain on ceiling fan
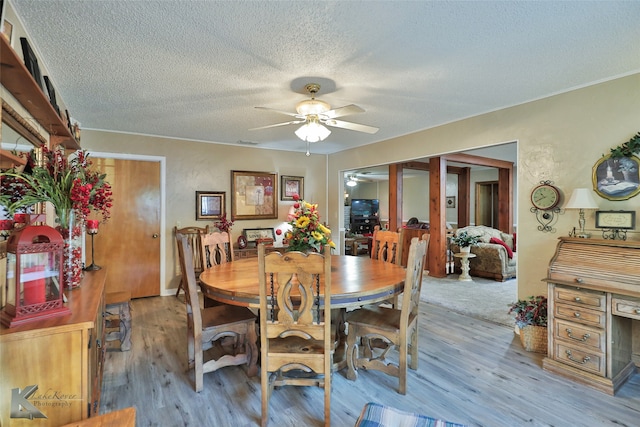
[250,83,379,155]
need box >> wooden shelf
[0,148,26,169]
[0,36,79,149]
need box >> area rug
[420,274,516,327]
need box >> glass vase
[56,208,84,289]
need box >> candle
[86,220,99,233]
[0,219,14,230]
[13,213,27,224]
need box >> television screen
[351,199,379,217]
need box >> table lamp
[565,188,599,238]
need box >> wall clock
[531,182,560,210]
[530,181,561,232]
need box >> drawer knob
[566,350,590,365]
[635,309,640,315]
[566,328,590,342]
[575,278,584,284]
[574,297,581,302]
[573,312,581,318]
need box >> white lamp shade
[565,188,599,209]
[295,120,331,143]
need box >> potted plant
[508,295,548,353]
[451,230,480,253]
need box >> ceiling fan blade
[324,119,379,134]
[255,106,299,117]
[322,104,365,119]
[249,120,305,131]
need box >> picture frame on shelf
[592,154,640,201]
[446,196,456,208]
[195,191,225,220]
[231,170,277,220]
[2,19,13,44]
[595,210,636,230]
[243,228,275,243]
[43,76,61,117]
[280,175,304,201]
[20,37,44,91]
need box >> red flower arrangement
[214,212,234,233]
[0,146,113,224]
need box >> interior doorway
[475,180,499,228]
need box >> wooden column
[428,157,447,277]
[388,163,402,232]
[498,167,513,233]
[457,167,471,227]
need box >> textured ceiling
[10,1,640,155]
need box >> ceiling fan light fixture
[346,177,358,187]
[295,119,331,143]
[296,98,331,116]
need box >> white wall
[329,73,640,298]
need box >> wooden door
[86,158,161,298]
[475,181,498,228]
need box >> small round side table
[454,252,476,282]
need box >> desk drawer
[553,319,604,352]
[555,343,605,377]
[554,304,605,328]
[611,296,640,320]
[554,286,606,311]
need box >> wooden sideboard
[234,245,287,259]
[543,237,640,395]
[0,269,106,426]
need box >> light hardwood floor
[101,295,640,426]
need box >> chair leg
[409,325,418,371]
[119,302,132,351]
[194,340,204,393]
[261,358,269,427]
[398,342,407,395]
[175,277,184,297]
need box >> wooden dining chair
[176,233,258,392]
[200,230,234,268]
[370,226,401,265]
[174,225,209,296]
[346,236,428,394]
[258,244,333,427]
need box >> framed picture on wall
[446,196,456,208]
[281,175,304,201]
[592,154,640,201]
[196,191,225,220]
[231,170,277,220]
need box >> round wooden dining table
[199,254,407,309]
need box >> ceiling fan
[250,83,379,155]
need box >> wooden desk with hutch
[543,237,640,395]
[0,269,106,426]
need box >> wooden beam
[458,167,471,227]
[498,168,513,233]
[443,152,514,169]
[388,164,402,232]
[428,157,447,277]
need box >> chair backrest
[400,237,429,326]
[258,245,332,343]
[200,231,234,269]
[174,225,210,275]
[399,228,430,268]
[371,227,401,265]
[176,233,203,333]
